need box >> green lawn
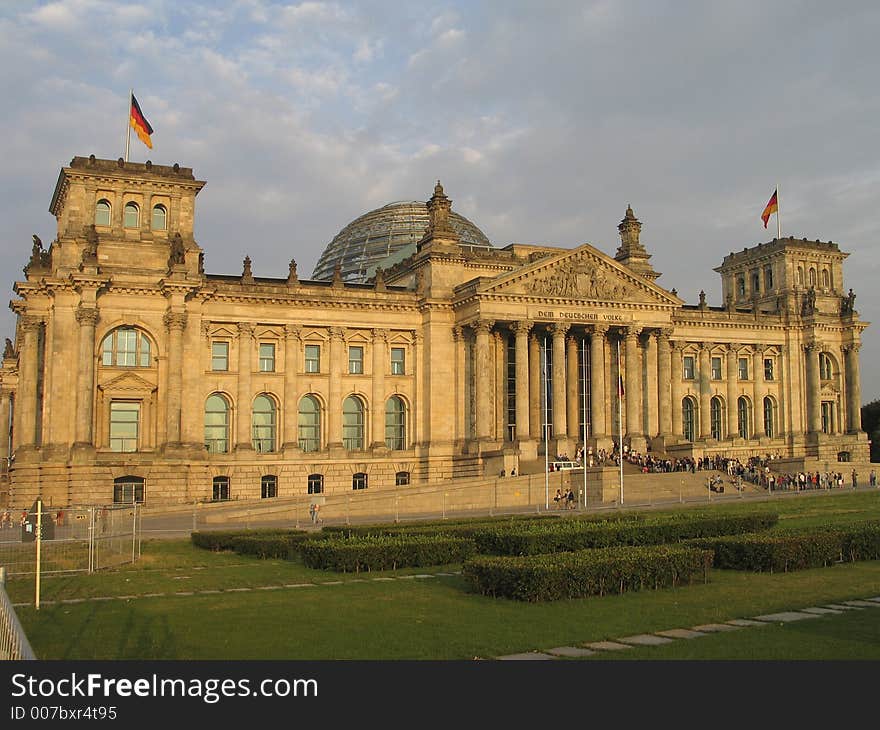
[8,490,880,660]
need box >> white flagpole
[542,336,549,510]
[581,338,587,509]
[124,89,132,163]
[776,183,781,241]
[617,338,624,505]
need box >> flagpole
[581,338,588,509]
[124,89,132,163]
[617,338,624,505]
[776,183,781,240]
[542,337,549,510]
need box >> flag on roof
[129,94,153,150]
[761,188,778,228]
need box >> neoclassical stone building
[0,155,869,507]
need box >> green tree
[861,399,880,462]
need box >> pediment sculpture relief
[526,260,632,300]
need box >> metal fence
[0,504,141,577]
[0,568,35,660]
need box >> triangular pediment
[477,244,680,305]
[98,371,157,393]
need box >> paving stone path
[496,595,880,660]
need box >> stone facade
[0,156,870,507]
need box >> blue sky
[3,0,880,400]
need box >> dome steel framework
[312,200,492,282]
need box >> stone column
[590,325,608,440]
[624,326,642,439]
[474,320,494,441]
[327,327,346,448]
[370,328,388,448]
[164,311,187,445]
[644,331,658,438]
[235,322,254,450]
[452,326,465,441]
[844,343,862,433]
[805,342,821,434]
[0,389,11,466]
[512,321,531,440]
[698,344,711,440]
[551,323,569,439]
[657,329,672,438]
[671,342,684,437]
[726,345,739,439]
[74,307,99,447]
[752,347,763,437]
[566,333,580,439]
[282,324,302,449]
[494,331,506,440]
[528,332,541,439]
[16,315,42,450]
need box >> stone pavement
[496,595,880,660]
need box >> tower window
[95,199,111,227]
[124,202,139,228]
[152,204,167,231]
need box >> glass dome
[311,200,492,282]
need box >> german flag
[761,188,778,228]
[129,94,153,149]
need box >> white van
[549,461,580,472]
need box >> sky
[2,0,880,402]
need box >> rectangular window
[113,479,145,504]
[305,344,320,373]
[738,357,749,381]
[307,474,324,495]
[109,401,139,452]
[764,358,774,381]
[348,346,364,374]
[261,475,277,499]
[117,329,137,367]
[391,347,405,375]
[211,342,229,371]
[259,343,275,372]
[352,472,368,490]
[395,471,410,486]
[710,356,722,380]
[683,355,695,380]
[212,476,230,501]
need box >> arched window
[113,475,145,503]
[252,395,276,453]
[763,396,776,438]
[261,475,277,499]
[710,396,723,440]
[101,328,152,367]
[151,204,167,231]
[204,394,230,454]
[736,276,745,298]
[342,396,365,450]
[797,267,804,286]
[751,271,760,294]
[385,396,406,450]
[682,397,696,442]
[124,202,139,228]
[95,199,111,226]
[212,476,230,501]
[737,396,751,439]
[298,395,321,452]
[307,473,324,494]
[821,269,830,289]
[808,268,816,287]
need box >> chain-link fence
[0,504,141,577]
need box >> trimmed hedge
[299,534,478,572]
[191,529,318,559]
[687,521,880,572]
[462,545,714,601]
[322,512,644,540]
[472,513,778,556]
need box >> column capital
[550,321,570,337]
[803,340,819,353]
[472,319,494,335]
[284,323,303,341]
[75,306,99,328]
[624,325,641,340]
[163,311,187,332]
[671,340,686,352]
[843,342,861,354]
[201,321,212,338]
[727,342,743,354]
[237,322,255,338]
[328,326,346,341]
[511,320,533,335]
[657,328,673,343]
[371,328,389,343]
[412,330,423,344]
[592,323,609,336]
[492,329,505,343]
[19,315,43,333]
[452,325,464,342]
